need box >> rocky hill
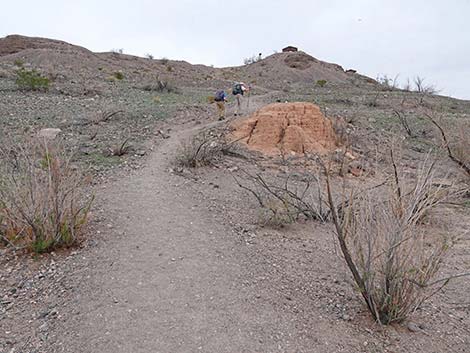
[0,35,375,91]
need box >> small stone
[407,322,421,333]
[37,128,61,139]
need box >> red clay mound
[231,102,336,155]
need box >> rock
[348,160,366,177]
[407,322,422,333]
[37,128,61,140]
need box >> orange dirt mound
[231,102,336,155]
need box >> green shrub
[14,59,24,67]
[15,68,50,91]
[114,72,124,80]
[316,79,327,87]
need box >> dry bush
[175,131,236,168]
[0,139,93,253]
[376,74,399,91]
[235,170,330,226]
[414,76,438,95]
[325,154,455,324]
[110,138,131,156]
[423,111,470,178]
[393,110,414,137]
[141,79,179,93]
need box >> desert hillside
[0,35,469,353]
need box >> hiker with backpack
[232,82,249,116]
[214,89,227,121]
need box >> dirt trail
[54,110,306,352]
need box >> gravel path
[52,124,302,353]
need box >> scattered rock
[37,128,61,139]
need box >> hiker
[232,82,249,116]
[214,89,227,120]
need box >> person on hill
[214,89,227,121]
[232,82,249,116]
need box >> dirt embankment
[231,102,336,155]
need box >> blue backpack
[214,90,225,102]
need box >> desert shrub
[110,138,131,156]
[141,79,178,93]
[14,59,24,67]
[166,65,173,72]
[145,53,154,60]
[243,54,262,65]
[175,131,235,168]
[325,155,454,324]
[364,93,380,107]
[113,72,124,80]
[414,76,438,95]
[423,112,470,177]
[160,57,169,65]
[376,74,399,90]
[15,68,50,91]
[316,79,327,88]
[393,110,414,137]
[235,171,330,226]
[0,140,93,253]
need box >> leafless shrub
[243,55,262,65]
[365,93,380,107]
[145,53,154,60]
[422,111,470,178]
[86,110,124,125]
[324,153,459,324]
[376,74,399,91]
[235,170,330,226]
[0,139,93,253]
[402,78,412,91]
[141,79,179,93]
[175,131,236,168]
[111,138,131,156]
[393,110,414,137]
[414,76,439,95]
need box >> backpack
[214,90,225,102]
[232,83,243,96]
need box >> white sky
[1,0,469,99]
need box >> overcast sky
[1,0,469,99]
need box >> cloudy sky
[1,0,469,99]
